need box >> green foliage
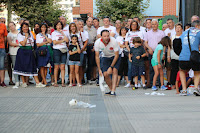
[0,0,65,27]
[95,0,150,22]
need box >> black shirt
[130,46,145,66]
[69,45,80,61]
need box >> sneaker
[193,88,200,96]
[88,80,92,85]
[105,91,111,95]
[78,83,82,87]
[36,83,46,88]
[180,90,187,96]
[110,92,116,96]
[69,84,73,87]
[137,83,141,88]
[13,82,20,89]
[124,83,131,88]
[152,86,158,91]
[135,87,138,89]
[1,82,7,88]
[9,81,15,85]
[160,85,168,90]
[22,83,28,88]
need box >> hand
[63,36,68,42]
[60,30,64,35]
[149,49,153,55]
[76,42,79,46]
[25,33,29,38]
[99,69,103,77]
[107,67,113,75]
[129,59,132,62]
[167,57,171,63]
[136,56,140,60]
[80,28,83,32]
[158,63,162,69]
[168,33,171,37]
[91,48,95,52]
[162,55,165,60]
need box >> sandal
[54,83,59,87]
[62,83,66,87]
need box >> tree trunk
[7,0,11,26]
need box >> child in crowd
[68,35,81,87]
[151,36,171,91]
[129,37,146,89]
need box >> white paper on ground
[69,99,96,108]
[145,92,165,96]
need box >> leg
[194,71,200,89]
[75,65,80,84]
[54,65,59,84]
[60,64,65,84]
[159,67,164,86]
[111,68,118,92]
[134,76,138,86]
[21,76,25,83]
[141,75,146,86]
[179,69,188,91]
[152,65,159,86]
[145,60,150,86]
[117,76,121,86]
[69,65,75,85]
[0,70,5,83]
[103,71,112,91]
[33,76,40,84]
[40,67,47,85]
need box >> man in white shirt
[97,17,116,38]
[95,30,120,96]
[59,16,69,37]
[164,18,176,38]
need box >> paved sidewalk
[0,83,200,133]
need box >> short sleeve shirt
[69,44,80,61]
[36,33,52,46]
[97,26,116,36]
[152,44,164,63]
[179,28,200,61]
[51,30,67,49]
[125,31,144,48]
[0,23,8,48]
[94,37,119,58]
[116,36,125,56]
[130,46,145,66]
[7,32,19,55]
[17,33,34,47]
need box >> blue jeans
[0,49,6,70]
[128,59,132,81]
[53,49,67,65]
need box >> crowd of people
[0,14,199,97]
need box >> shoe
[96,79,99,86]
[36,83,46,88]
[69,84,73,87]
[137,83,141,88]
[66,80,70,85]
[12,82,20,89]
[110,92,116,96]
[143,86,147,89]
[9,81,15,85]
[61,83,66,87]
[22,83,28,88]
[78,83,82,87]
[1,82,7,88]
[72,84,76,86]
[152,86,158,91]
[54,83,59,87]
[105,91,111,95]
[193,88,200,96]
[88,80,92,85]
[135,87,138,89]
[160,85,168,90]
[179,90,187,96]
[124,83,131,88]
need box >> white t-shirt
[116,36,124,57]
[125,30,144,48]
[7,32,19,55]
[62,25,69,37]
[170,35,180,60]
[97,26,116,36]
[52,30,67,49]
[115,31,119,38]
[36,33,52,46]
[68,31,88,54]
[17,33,34,47]
[164,27,176,38]
[94,37,119,58]
[189,69,194,78]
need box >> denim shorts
[80,53,86,67]
[0,49,6,70]
[68,61,80,66]
[53,49,67,65]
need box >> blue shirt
[152,44,163,63]
[179,27,200,61]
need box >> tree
[0,0,66,27]
[95,0,150,22]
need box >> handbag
[59,48,67,53]
[38,47,47,56]
[173,38,182,56]
[187,30,200,63]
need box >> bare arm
[7,36,18,47]
[110,51,119,67]
[36,41,48,47]
[81,40,88,52]
[125,41,130,52]
[118,42,126,48]
[95,51,103,76]
[110,32,115,37]
[129,53,132,62]
[144,41,153,55]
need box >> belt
[20,46,33,50]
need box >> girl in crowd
[116,27,129,87]
[13,22,46,88]
[124,20,144,88]
[36,23,53,86]
[68,35,81,87]
[7,22,20,88]
[51,21,68,87]
[151,36,171,91]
